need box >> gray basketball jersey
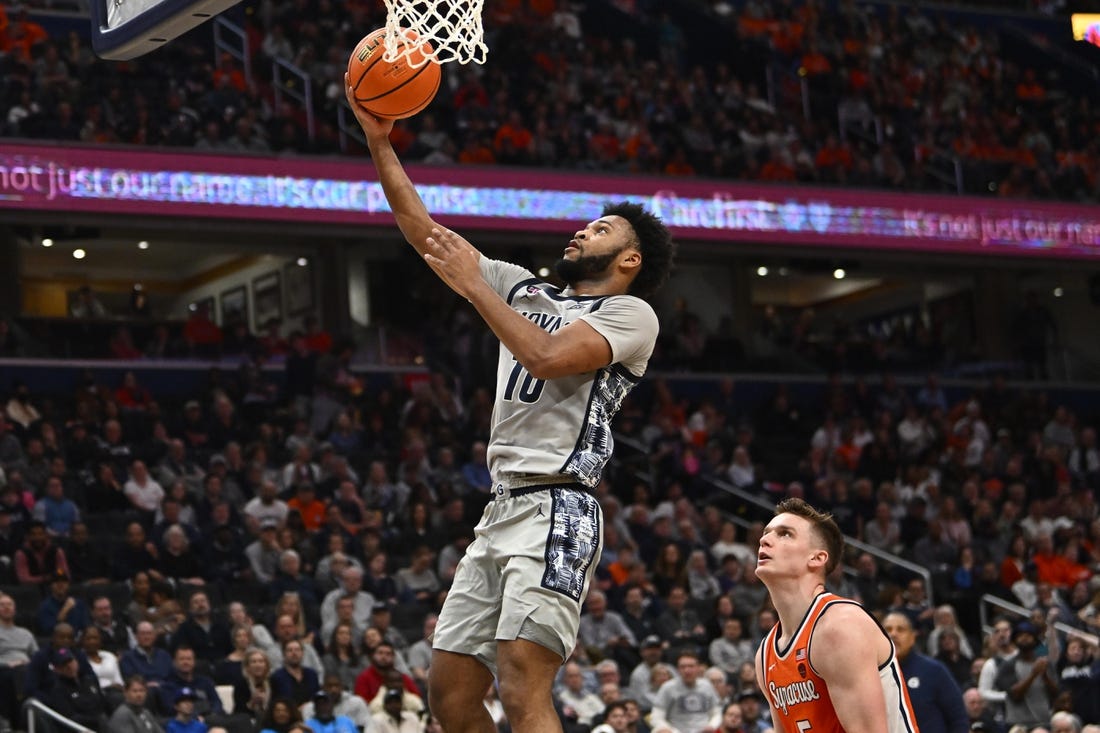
[478,256,659,488]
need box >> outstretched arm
[424,228,613,380]
[345,75,438,257]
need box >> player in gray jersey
[346,79,675,733]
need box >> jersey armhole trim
[506,278,543,306]
[806,598,894,677]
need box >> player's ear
[807,548,828,571]
[620,248,642,273]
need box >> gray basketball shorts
[432,484,603,675]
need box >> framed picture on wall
[252,271,282,329]
[284,259,315,316]
[219,285,248,327]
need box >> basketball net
[383,0,488,67]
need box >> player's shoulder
[595,293,659,323]
[811,600,880,643]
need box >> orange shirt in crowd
[287,497,326,531]
[801,51,832,76]
[494,123,533,153]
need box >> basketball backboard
[90,0,241,60]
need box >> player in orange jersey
[754,498,920,733]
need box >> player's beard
[554,245,627,286]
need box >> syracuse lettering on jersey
[768,679,821,716]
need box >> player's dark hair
[602,202,675,300]
[774,497,844,575]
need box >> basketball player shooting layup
[344,77,675,733]
[755,498,921,733]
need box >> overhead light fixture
[537,267,551,277]
[1054,287,1064,298]
[72,248,86,260]
[833,268,846,279]
[296,257,308,266]
[778,267,789,276]
[138,241,149,250]
[41,238,53,248]
[756,266,768,276]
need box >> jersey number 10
[503,361,546,404]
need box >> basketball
[348,28,442,120]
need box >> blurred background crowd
[0,335,1098,732]
[1,0,1100,198]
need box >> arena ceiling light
[138,241,150,250]
[833,268,846,279]
[296,257,308,266]
[41,238,53,248]
[756,266,768,276]
[73,248,87,260]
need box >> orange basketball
[348,28,442,120]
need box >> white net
[382,0,488,67]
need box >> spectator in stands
[371,687,419,733]
[1051,633,1099,724]
[37,645,109,732]
[353,641,417,708]
[233,648,273,723]
[302,675,371,731]
[369,605,408,653]
[626,635,665,703]
[709,617,755,677]
[121,621,174,686]
[172,591,231,663]
[66,521,111,585]
[962,686,997,732]
[70,285,108,319]
[214,623,254,685]
[88,595,132,655]
[198,505,242,560]
[270,550,319,609]
[243,480,288,535]
[321,621,364,692]
[167,686,207,733]
[82,625,124,708]
[15,519,69,585]
[394,545,439,605]
[0,591,36,725]
[37,568,89,635]
[303,689,357,733]
[650,651,721,733]
[268,614,323,673]
[159,646,223,719]
[32,476,80,537]
[247,519,284,584]
[271,638,320,707]
[994,620,1057,729]
[321,566,376,639]
[405,613,434,694]
[287,483,326,533]
[159,524,206,586]
[578,589,637,665]
[883,612,969,733]
[360,550,400,607]
[157,440,205,497]
[556,661,604,727]
[108,675,165,733]
[124,459,165,520]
